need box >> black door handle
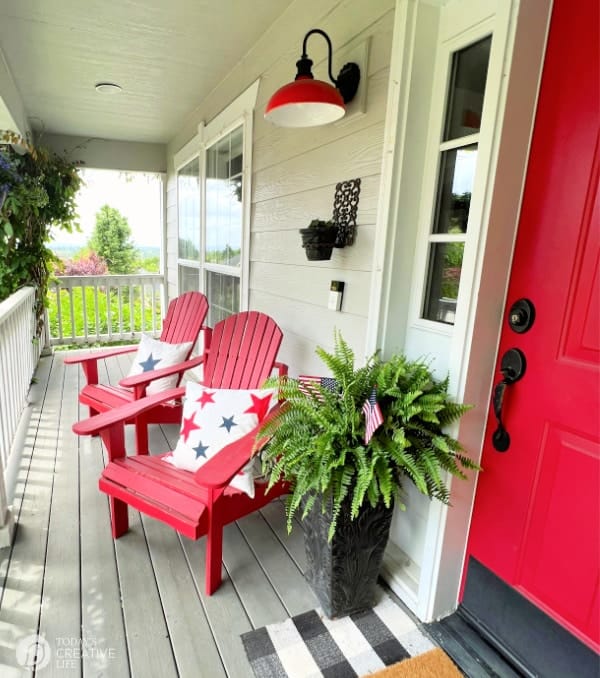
[491,348,526,451]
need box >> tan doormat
[363,648,462,677]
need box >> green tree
[89,205,136,274]
[137,254,160,273]
[0,131,82,333]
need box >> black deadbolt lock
[508,298,535,334]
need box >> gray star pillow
[127,333,192,394]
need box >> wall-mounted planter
[299,221,338,261]
[300,178,361,262]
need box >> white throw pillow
[127,333,192,395]
[164,382,278,497]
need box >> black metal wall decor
[332,177,361,248]
[299,177,361,261]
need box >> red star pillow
[127,333,192,395]
[164,382,278,497]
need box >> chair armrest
[193,430,260,490]
[63,345,138,365]
[64,345,138,385]
[194,403,284,489]
[73,387,186,436]
[119,355,206,390]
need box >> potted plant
[260,331,478,618]
[299,219,338,261]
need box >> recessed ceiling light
[95,82,122,94]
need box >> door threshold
[458,558,599,677]
[427,610,525,678]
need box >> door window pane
[178,157,200,260]
[206,271,240,325]
[433,145,478,234]
[444,36,492,141]
[423,242,464,324]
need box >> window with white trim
[175,81,258,326]
[422,36,492,325]
[204,125,243,325]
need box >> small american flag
[362,386,383,444]
[297,375,338,400]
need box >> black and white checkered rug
[241,590,434,678]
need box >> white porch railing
[47,274,165,346]
[0,286,42,543]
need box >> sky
[51,168,162,248]
[453,147,477,194]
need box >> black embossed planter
[299,225,338,261]
[301,493,394,618]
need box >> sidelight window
[422,36,491,324]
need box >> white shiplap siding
[166,0,394,374]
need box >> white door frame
[370,0,554,620]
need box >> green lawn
[47,287,162,343]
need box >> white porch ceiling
[0,0,293,143]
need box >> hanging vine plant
[0,130,82,335]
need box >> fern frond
[259,330,478,538]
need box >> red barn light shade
[265,29,360,127]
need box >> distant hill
[51,243,82,259]
[137,245,161,258]
[51,243,160,260]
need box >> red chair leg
[135,417,149,455]
[82,361,98,386]
[205,510,224,595]
[110,497,129,538]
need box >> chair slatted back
[160,291,209,347]
[203,311,283,389]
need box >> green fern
[260,331,479,539]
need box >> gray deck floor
[0,350,323,678]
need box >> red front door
[464,0,599,653]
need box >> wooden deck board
[259,501,307,573]
[141,517,228,678]
[0,354,53,678]
[79,432,130,678]
[180,538,255,677]
[0,355,61,676]
[221,520,289,628]
[79,357,138,678]
[102,354,179,678]
[37,359,82,678]
[236,511,318,617]
[139,417,228,678]
[113,511,179,678]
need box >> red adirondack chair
[72,311,289,595]
[65,291,210,453]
